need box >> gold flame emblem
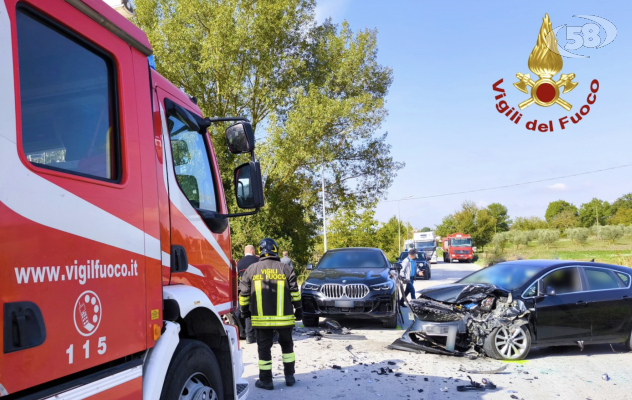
[514,14,578,111]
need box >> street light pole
[322,163,327,252]
[397,195,413,252]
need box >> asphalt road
[240,260,632,400]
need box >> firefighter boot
[255,380,274,390]
[283,352,296,386]
[285,375,296,387]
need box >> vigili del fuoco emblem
[513,14,578,111]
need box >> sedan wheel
[484,325,531,360]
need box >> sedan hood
[306,268,390,286]
[418,283,510,304]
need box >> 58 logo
[546,15,617,58]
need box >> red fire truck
[442,233,474,263]
[0,0,262,398]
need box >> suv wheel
[303,316,319,327]
[425,269,431,280]
[483,325,531,360]
[625,325,632,352]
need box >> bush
[598,225,624,244]
[491,232,510,253]
[537,229,560,249]
[567,227,590,246]
[625,225,632,236]
[511,231,531,249]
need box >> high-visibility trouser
[256,328,295,381]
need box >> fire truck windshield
[450,238,472,247]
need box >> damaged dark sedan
[391,260,632,360]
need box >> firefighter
[239,238,302,390]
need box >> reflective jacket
[238,256,301,328]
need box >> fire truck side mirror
[225,122,255,154]
[234,161,264,209]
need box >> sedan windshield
[318,250,388,269]
[458,262,545,290]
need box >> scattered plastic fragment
[510,396,519,400]
[458,364,508,374]
[440,387,448,392]
[332,365,341,370]
[602,373,610,381]
[507,390,517,393]
[325,319,342,331]
[418,389,424,393]
[387,361,396,365]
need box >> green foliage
[544,200,578,223]
[510,231,532,249]
[420,227,432,232]
[134,0,400,267]
[610,193,632,216]
[578,198,610,227]
[536,229,560,249]
[487,203,511,232]
[375,216,408,261]
[327,203,377,249]
[625,225,632,236]
[549,209,579,231]
[511,216,548,231]
[610,209,632,225]
[435,201,496,249]
[490,231,511,253]
[597,225,624,244]
[567,227,590,246]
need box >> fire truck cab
[0,0,261,398]
[442,233,474,263]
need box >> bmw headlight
[370,281,394,291]
[303,282,320,291]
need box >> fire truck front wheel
[160,339,224,400]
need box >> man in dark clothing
[280,251,294,269]
[237,245,258,343]
[239,238,302,391]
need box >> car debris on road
[389,283,530,359]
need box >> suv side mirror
[306,264,313,271]
[225,122,255,154]
[391,263,403,271]
[546,286,556,296]
[234,161,264,209]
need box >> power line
[380,163,632,203]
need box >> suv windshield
[318,250,388,269]
[458,262,545,290]
[451,238,472,247]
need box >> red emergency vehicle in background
[0,0,262,398]
[442,233,474,263]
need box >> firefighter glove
[294,308,303,321]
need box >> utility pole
[595,206,599,226]
[322,164,327,252]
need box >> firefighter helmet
[259,238,279,257]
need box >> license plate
[409,312,415,321]
[335,300,354,308]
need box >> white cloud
[547,183,568,191]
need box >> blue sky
[315,0,632,229]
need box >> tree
[597,225,624,245]
[511,216,548,231]
[511,231,532,249]
[435,214,456,238]
[490,232,510,253]
[537,229,560,249]
[134,0,400,265]
[610,208,632,225]
[578,198,610,227]
[610,193,632,216]
[376,216,407,261]
[420,227,432,232]
[487,203,512,233]
[545,200,577,223]
[327,203,378,249]
[567,228,589,246]
[549,209,579,231]
[439,201,497,249]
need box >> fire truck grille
[320,284,369,299]
[454,250,469,254]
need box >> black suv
[301,248,398,328]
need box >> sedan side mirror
[391,263,403,271]
[546,286,556,296]
[234,161,264,209]
[306,264,313,271]
[225,122,255,154]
